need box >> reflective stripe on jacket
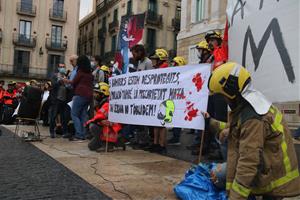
[225,104,300,199]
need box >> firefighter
[100,65,111,83]
[3,81,18,108]
[205,30,228,70]
[208,62,300,199]
[148,48,169,153]
[86,82,122,151]
[171,56,187,67]
[150,48,169,69]
[196,40,213,64]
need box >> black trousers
[49,101,68,136]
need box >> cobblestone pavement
[0,127,111,200]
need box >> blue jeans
[71,96,90,139]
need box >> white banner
[227,0,300,103]
[108,64,211,130]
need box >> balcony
[98,27,107,40]
[49,9,67,22]
[88,30,94,40]
[108,20,119,34]
[0,64,48,79]
[172,18,180,32]
[146,11,163,28]
[45,38,68,51]
[13,33,36,48]
[96,0,119,14]
[16,2,36,17]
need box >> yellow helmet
[151,49,169,60]
[100,65,110,72]
[98,82,110,96]
[196,40,209,50]
[205,31,222,42]
[172,56,187,66]
[208,62,251,99]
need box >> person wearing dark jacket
[49,63,69,138]
[64,55,93,141]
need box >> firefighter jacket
[87,101,122,143]
[210,103,300,199]
[3,90,17,106]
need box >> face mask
[58,68,66,74]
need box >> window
[113,9,118,21]
[196,0,205,21]
[146,28,156,54]
[127,0,132,15]
[174,33,178,50]
[175,6,181,19]
[52,0,64,17]
[19,20,32,38]
[21,0,33,12]
[148,0,157,12]
[90,41,93,55]
[188,45,199,64]
[111,35,117,52]
[14,50,30,75]
[100,40,105,56]
[51,25,62,47]
[102,17,106,28]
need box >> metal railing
[108,20,119,33]
[45,38,68,51]
[16,2,36,16]
[146,11,163,27]
[49,8,67,22]
[0,64,48,79]
[12,33,36,48]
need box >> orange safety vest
[3,90,17,105]
[89,102,122,143]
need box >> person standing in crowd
[122,44,154,147]
[64,55,93,141]
[92,55,104,84]
[147,49,169,153]
[69,55,78,81]
[131,44,153,71]
[40,81,51,126]
[167,56,187,145]
[48,64,69,138]
[208,62,300,199]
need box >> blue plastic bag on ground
[174,163,227,200]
